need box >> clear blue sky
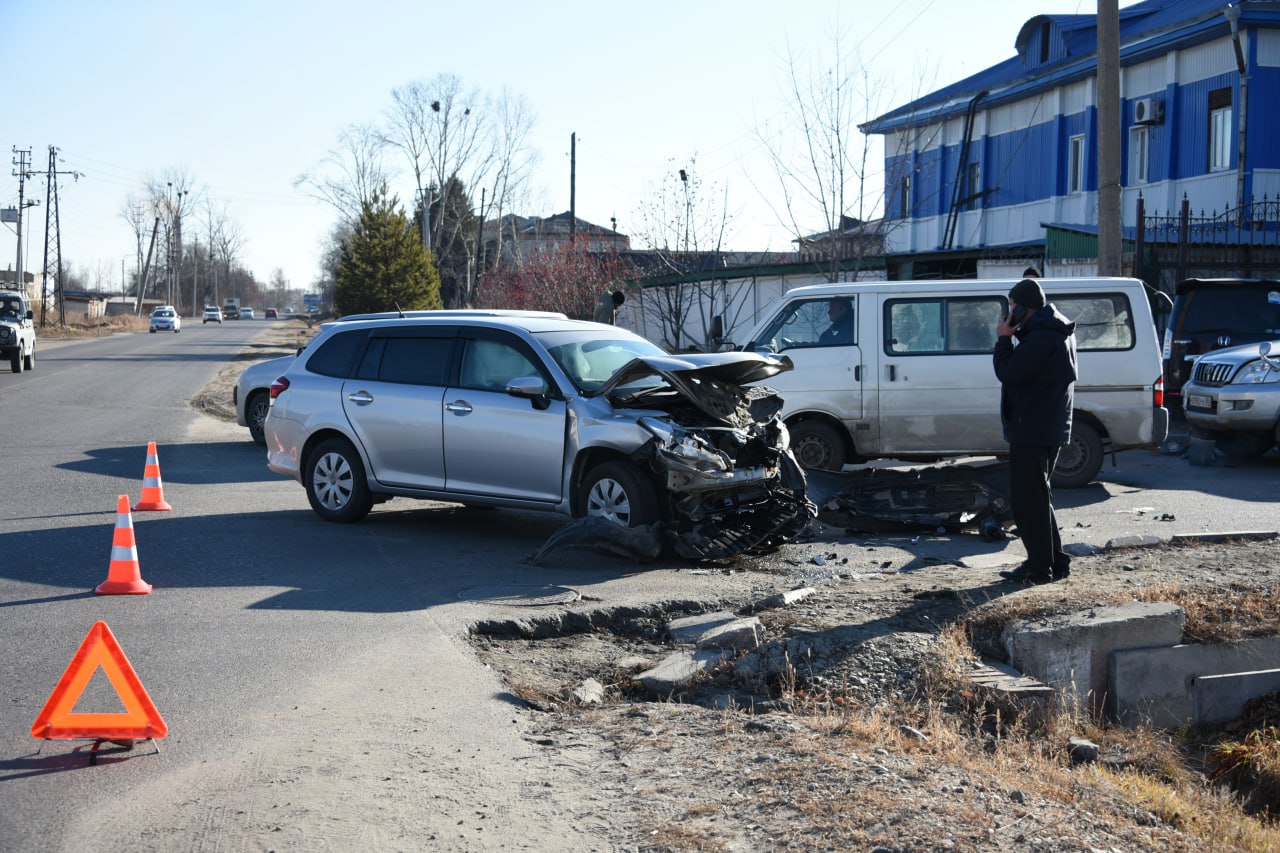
[4,0,1114,294]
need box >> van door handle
[347,391,374,405]
[445,400,473,414]
[886,364,896,381]
[854,365,861,382]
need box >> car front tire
[1052,420,1103,489]
[23,346,33,371]
[304,437,373,523]
[578,461,658,527]
[11,347,23,374]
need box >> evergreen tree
[426,175,477,308]
[336,189,442,315]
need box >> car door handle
[886,364,896,381]
[445,400,473,414]
[347,391,374,405]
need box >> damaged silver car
[264,313,814,560]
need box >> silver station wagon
[264,312,813,559]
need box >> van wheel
[789,421,847,471]
[577,461,658,527]
[304,438,373,523]
[1052,422,1103,488]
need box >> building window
[965,162,982,211]
[1068,134,1085,194]
[1209,88,1232,173]
[1129,126,1149,184]
[900,174,911,220]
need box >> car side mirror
[25,310,33,321]
[1260,341,1280,371]
[709,315,724,342]
[506,375,552,410]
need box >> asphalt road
[1,323,1276,850]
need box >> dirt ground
[472,531,1280,851]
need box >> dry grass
[38,312,150,338]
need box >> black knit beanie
[1008,278,1045,309]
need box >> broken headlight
[639,416,731,474]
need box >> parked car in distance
[263,312,813,560]
[239,307,255,320]
[202,306,223,324]
[1162,278,1280,408]
[149,306,181,333]
[0,288,36,373]
[1182,339,1280,457]
[265,308,279,319]
[236,354,295,445]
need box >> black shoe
[1053,565,1071,580]
[999,564,1054,584]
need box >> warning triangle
[31,621,168,740]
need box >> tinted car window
[372,337,453,386]
[306,329,369,378]
[1181,287,1280,335]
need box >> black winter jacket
[992,304,1078,447]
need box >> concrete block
[1193,668,1280,725]
[1110,636,1280,727]
[1004,602,1185,716]
[695,617,762,651]
[667,611,737,644]
[756,587,816,609]
[636,650,726,697]
[1104,534,1167,550]
[957,552,1022,570]
[1169,531,1278,545]
[1062,542,1102,557]
[1187,435,1216,466]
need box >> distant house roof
[861,0,1246,134]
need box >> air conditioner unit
[1133,96,1164,125]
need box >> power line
[40,146,83,327]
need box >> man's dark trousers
[1009,443,1069,577]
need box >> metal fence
[1135,194,1280,283]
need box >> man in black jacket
[993,278,1078,584]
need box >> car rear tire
[304,437,373,523]
[789,421,847,471]
[578,461,658,527]
[246,391,270,446]
[1052,421,1103,489]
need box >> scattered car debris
[804,464,1013,534]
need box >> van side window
[886,297,1002,354]
[755,298,856,351]
[1054,294,1135,351]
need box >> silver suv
[0,290,36,373]
[264,313,813,559]
[1183,339,1280,457]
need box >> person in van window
[819,298,855,345]
[1022,266,1042,278]
[993,278,1078,585]
[2,298,19,319]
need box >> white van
[737,277,1169,487]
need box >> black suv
[1162,278,1280,405]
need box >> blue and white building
[861,0,1280,283]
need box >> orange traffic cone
[96,496,152,595]
[133,441,172,512]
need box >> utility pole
[1096,0,1123,276]
[10,147,35,296]
[40,146,82,326]
[569,132,577,247]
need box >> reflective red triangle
[31,621,168,740]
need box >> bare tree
[295,123,390,225]
[754,29,933,280]
[382,74,537,306]
[631,159,735,351]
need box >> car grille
[1192,361,1237,386]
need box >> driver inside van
[1,298,20,319]
[819,298,855,345]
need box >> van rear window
[1054,294,1135,351]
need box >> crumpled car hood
[590,352,792,426]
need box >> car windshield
[535,330,667,393]
[154,310,173,318]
